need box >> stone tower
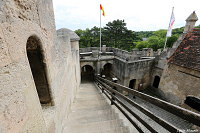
[167,11,199,57]
[183,11,198,33]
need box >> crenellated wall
[80,47,159,61]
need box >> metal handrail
[98,85,145,133]
[95,75,200,133]
[95,77,182,133]
[96,76,200,127]
[97,81,157,133]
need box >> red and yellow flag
[100,4,105,16]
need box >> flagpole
[100,6,102,56]
[164,7,174,51]
[163,37,168,51]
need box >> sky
[52,0,200,31]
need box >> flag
[100,4,105,16]
[166,8,175,37]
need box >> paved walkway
[62,82,130,133]
[62,82,194,133]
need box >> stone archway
[80,62,95,71]
[26,36,52,105]
[153,76,160,88]
[101,63,112,77]
[81,65,94,82]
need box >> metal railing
[94,75,200,133]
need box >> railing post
[101,75,106,93]
[111,78,118,105]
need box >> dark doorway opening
[185,96,200,112]
[102,63,112,77]
[81,65,94,82]
[129,79,136,89]
[27,36,52,105]
[153,76,160,88]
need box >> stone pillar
[92,50,99,58]
[147,48,153,56]
[183,11,198,33]
[96,61,101,74]
[102,45,106,53]
[57,28,81,91]
[157,49,162,55]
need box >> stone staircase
[62,82,130,133]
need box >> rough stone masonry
[0,0,80,132]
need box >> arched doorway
[81,65,94,82]
[102,63,112,77]
[129,79,136,89]
[27,36,52,105]
[153,76,160,88]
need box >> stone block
[92,50,99,58]
[102,45,106,53]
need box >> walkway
[62,82,130,133]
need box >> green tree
[89,26,100,47]
[153,29,167,38]
[103,19,138,51]
[136,41,148,50]
[135,31,153,39]
[147,36,160,51]
[76,19,186,50]
[166,34,178,48]
[75,29,87,48]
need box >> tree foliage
[136,41,147,50]
[75,19,186,51]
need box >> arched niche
[26,36,53,105]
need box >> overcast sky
[52,0,200,31]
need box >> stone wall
[159,64,200,105]
[112,58,154,90]
[54,33,80,133]
[80,60,113,75]
[0,1,80,133]
[80,47,158,61]
[80,47,155,90]
[112,58,127,85]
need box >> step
[64,111,119,125]
[77,90,102,95]
[75,93,104,100]
[68,107,116,120]
[63,119,125,133]
[71,101,110,111]
[74,96,105,102]
[67,111,118,123]
[96,126,130,133]
[73,98,107,106]
[78,87,101,92]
